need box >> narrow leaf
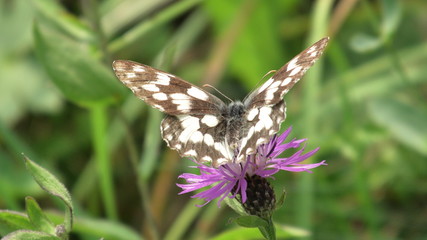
[25,197,56,235]
[0,210,34,236]
[2,230,60,240]
[223,197,247,216]
[23,156,74,232]
[31,0,92,40]
[235,215,268,228]
[368,98,427,155]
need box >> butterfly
[113,37,329,167]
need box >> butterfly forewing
[244,37,329,108]
[113,60,225,115]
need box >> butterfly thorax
[225,101,248,150]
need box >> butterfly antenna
[203,84,233,102]
[262,70,276,79]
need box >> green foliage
[0,156,72,239]
[1,0,427,239]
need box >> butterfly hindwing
[235,100,286,162]
[113,60,226,115]
[161,115,233,167]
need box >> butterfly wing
[244,37,330,108]
[161,115,233,167]
[113,60,225,115]
[113,60,233,166]
[235,37,330,162]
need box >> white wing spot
[246,148,254,155]
[247,108,259,121]
[257,77,274,93]
[142,84,160,92]
[174,144,182,150]
[201,156,213,162]
[270,80,281,89]
[201,115,219,127]
[126,72,137,78]
[204,133,214,146]
[172,100,192,111]
[187,87,209,100]
[190,131,203,143]
[178,116,200,143]
[184,149,197,157]
[156,73,170,85]
[256,137,266,145]
[214,142,233,159]
[306,45,317,53]
[133,66,146,72]
[280,77,293,87]
[255,121,264,132]
[170,93,191,100]
[265,88,276,101]
[286,57,299,71]
[259,107,273,129]
[152,104,164,111]
[289,66,302,76]
[217,158,228,165]
[153,92,168,101]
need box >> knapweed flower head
[177,127,326,218]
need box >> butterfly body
[113,37,329,167]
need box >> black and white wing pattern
[113,60,234,167]
[113,37,329,167]
[236,37,330,162]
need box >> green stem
[90,104,117,220]
[164,199,202,240]
[258,217,276,240]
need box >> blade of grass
[163,198,204,240]
[89,104,117,220]
[296,0,333,238]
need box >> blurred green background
[1,0,426,239]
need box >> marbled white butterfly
[113,37,329,167]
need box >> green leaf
[25,197,56,235]
[381,0,401,39]
[368,98,427,155]
[350,33,382,53]
[31,0,92,41]
[0,210,34,236]
[23,156,74,233]
[33,23,126,106]
[223,197,247,216]
[235,215,268,228]
[2,230,60,240]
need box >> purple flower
[177,127,327,209]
